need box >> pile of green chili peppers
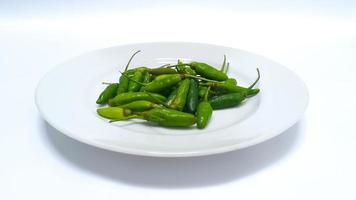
[96,50,261,129]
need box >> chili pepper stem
[120,71,147,86]
[183,74,220,83]
[220,55,227,72]
[123,50,141,72]
[157,64,170,68]
[166,63,188,68]
[248,68,261,90]
[144,92,170,108]
[224,62,230,74]
[204,86,211,101]
[102,82,114,85]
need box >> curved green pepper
[144,74,182,93]
[176,60,196,75]
[148,67,177,75]
[109,92,167,106]
[185,79,199,113]
[196,87,213,129]
[97,107,133,120]
[204,68,260,96]
[96,83,119,104]
[189,62,228,81]
[141,108,196,127]
[128,67,146,92]
[169,79,190,111]
[118,100,160,111]
[209,92,247,109]
[139,70,151,91]
[226,78,237,85]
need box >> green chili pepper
[169,79,190,111]
[198,86,208,98]
[185,79,199,113]
[116,50,141,94]
[166,87,178,105]
[118,100,160,112]
[97,107,134,120]
[209,69,260,109]
[144,74,182,93]
[209,92,247,109]
[226,78,237,85]
[140,108,196,127]
[189,62,228,81]
[176,60,196,75]
[196,87,213,129]
[148,67,177,75]
[139,70,151,91]
[96,83,119,104]
[128,67,146,92]
[203,68,260,96]
[109,92,167,106]
[220,55,227,72]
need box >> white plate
[36,42,308,157]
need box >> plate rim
[35,41,309,157]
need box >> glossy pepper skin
[118,100,160,112]
[166,87,178,105]
[205,68,260,96]
[141,108,196,127]
[198,86,208,98]
[97,107,133,120]
[96,83,119,104]
[189,62,228,81]
[169,79,190,111]
[139,70,151,91]
[226,78,237,85]
[148,67,177,75]
[143,74,182,93]
[196,101,213,129]
[206,82,259,96]
[209,92,247,109]
[196,87,213,129]
[116,50,141,94]
[177,60,196,75]
[185,79,199,113]
[109,92,167,106]
[117,70,134,94]
[128,67,146,92]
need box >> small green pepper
[209,69,260,109]
[140,108,196,127]
[96,83,119,104]
[128,67,146,92]
[169,79,190,111]
[97,107,133,120]
[116,50,141,94]
[209,92,247,109]
[198,86,208,98]
[144,74,182,93]
[139,70,151,91]
[148,67,177,75]
[166,87,178,105]
[109,92,167,106]
[118,100,160,111]
[176,60,196,75]
[189,62,228,81]
[185,79,199,113]
[196,87,213,129]
[226,78,237,85]
[203,68,260,96]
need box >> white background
[1,1,356,199]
